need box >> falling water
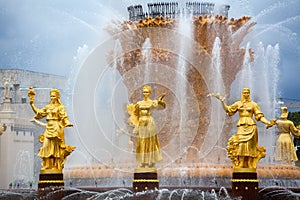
[0,0,300,198]
[201,37,226,160]
[64,1,288,193]
[173,13,193,158]
[94,38,130,164]
[211,37,225,160]
[211,37,224,128]
[109,39,123,157]
[252,42,280,161]
[252,0,300,41]
[141,38,152,83]
[230,41,280,163]
[239,42,253,90]
[173,57,187,156]
[12,150,33,189]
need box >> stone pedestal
[231,168,259,200]
[133,172,159,192]
[38,172,64,199]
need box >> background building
[0,69,66,189]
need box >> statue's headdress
[280,107,288,119]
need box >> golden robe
[35,103,72,168]
[275,119,300,162]
[133,100,163,164]
[226,101,264,158]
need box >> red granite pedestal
[231,168,259,200]
[133,172,159,192]
[38,171,65,199]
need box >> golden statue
[0,124,4,136]
[127,85,166,172]
[273,107,300,164]
[28,87,75,173]
[208,88,275,170]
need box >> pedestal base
[133,172,159,192]
[232,171,259,200]
[38,173,64,199]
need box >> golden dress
[128,99,164,165]
[274,119,299,162]
[35,103,73,169]
[135,100,163,164]
[226,101,264,159]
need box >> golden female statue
[28,87,75,173]
[274,107,300,164]
[0,124,4,136]
[127,85,166,171]
[209,88,275,169]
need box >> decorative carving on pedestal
[133,172,159,192]
[231,169,259,200]
[38,172,65,200]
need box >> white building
[0,69,66,189]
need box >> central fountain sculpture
[64,1,300,196]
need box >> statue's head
[142,85,152,98]
[241,87,251,101]
[142,85,152,92]
[50,89,61,99]
[50,89,61,104]
[280,107,288,119]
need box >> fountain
[1,1,300,199]
[12,150,33,189]
[61,1,300,198]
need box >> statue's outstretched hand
[207,93,225,101]
[158,93,166,101]
[266,119,276,129]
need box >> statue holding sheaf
[208,88,275,169]
[28,87,75,173]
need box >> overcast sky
[0,0,299,101]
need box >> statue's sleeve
[34,105,47,119]
[226,102,239,116]
[59,105,72,127]
[127,103,139,129]
[253,102,264,121]
[289,121,300,137]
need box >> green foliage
[288,111,300,126]
[289,111,300,166]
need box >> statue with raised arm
[273,107,300,164]
[208,88,275,169]
[28,87,75,173]
[127,85,166,172]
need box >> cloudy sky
[0,0,299,101]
